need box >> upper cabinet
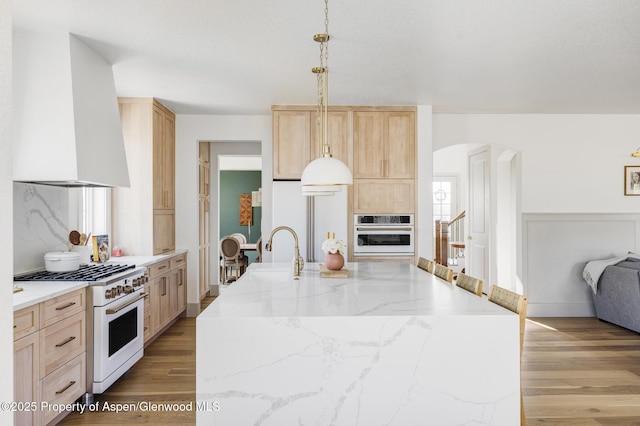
[353,110,415,179]
[272,109,311,180]
[272,106,350,180]
[271,105,416,217]
[113,98,176,256]
[153,106,175,209]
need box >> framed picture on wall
[624,166,640,196]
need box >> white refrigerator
[271,181,348,263]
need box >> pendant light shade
[301,156,353,187]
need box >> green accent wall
[220,170,262,262]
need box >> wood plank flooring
[58,296,214,426]
[58,300,640,425]
[523,317,640,425]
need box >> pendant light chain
[301,0,353,194]
[317,0,331,158]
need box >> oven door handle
[356,227,413,232]
[106,293,146,315]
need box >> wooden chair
[455,273,483,296]
[220,236,248,283]
[433,264,454,283]
[230,232,247,244]
[487,284,528,425]
[417,257,435,273]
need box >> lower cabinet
[13,288,86,426]
[146,252,187,344]
[14,332,40,426]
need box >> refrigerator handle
[307,196,315,263]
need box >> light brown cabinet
[353,110,415,179]
[146,253,187,343]
[272,105,418,262]
[272,110,311,179]
[149,260,171,336]
[113,97,176,256]
[153,105,175,209]
[13,288,86,426]
[14,332,40,426]
[170,254,187,319]
[272,106,350,180]
[353,179,415,214]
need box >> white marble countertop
[13,281,88,311]
[201,261,512,318]
[13,249,188,311]
[197,262,521,425]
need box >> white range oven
[89,266,147,395]
[15,264,148,399]
[353,214,415,256]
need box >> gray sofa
[594,257,640,333]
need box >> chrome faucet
[265,226,304,278]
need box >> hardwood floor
[523,317,640,425]
[58,296,215,426]
[58,301,640,425]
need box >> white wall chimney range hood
[13,31,130,188]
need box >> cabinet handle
[162,278,167,296]
[55,336,76,347]
[55,381,76,395]
[356,227,413,232]
[178,270,183,286]
[158,265,167,270]
[56,302,76,311]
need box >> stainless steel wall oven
[353,214,414,256]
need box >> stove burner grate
[14,264,136,282]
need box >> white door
[468,147,491,289]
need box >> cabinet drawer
[14,305,39,341]
[148,260,171,278]
[40,311,85,378]
[170,253,187,269]
[40,288,85,328]
[41,353,85,425]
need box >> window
[433,175,458,227]
[80,187,111,237]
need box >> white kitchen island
[196,262,520,425]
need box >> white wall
[433,114,640,213]
[0,0,13,421]
[433,113,640,315]
[416,105,434,260]
[175,114,271,316]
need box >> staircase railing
[435,210,465,267]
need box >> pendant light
[301,0,353,196]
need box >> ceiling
[12,0,640,115]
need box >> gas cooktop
[14,264,136,282]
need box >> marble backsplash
[13,182,78,274]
